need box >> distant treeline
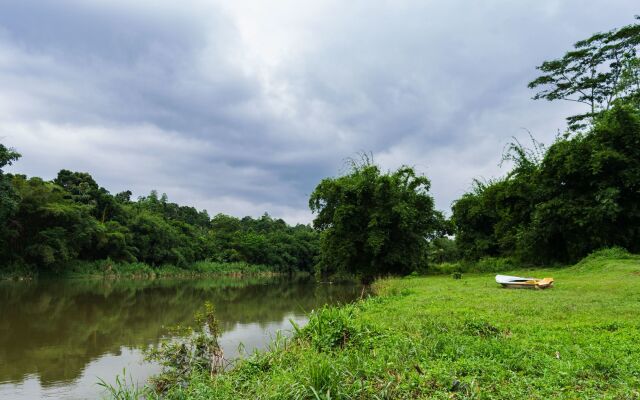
[0,158,318,276]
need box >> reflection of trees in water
[0,277,359,385]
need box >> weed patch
[294,303,378,352]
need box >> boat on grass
[495,275,554,289]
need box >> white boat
[495,274,554,289]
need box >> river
[0,276,360,399]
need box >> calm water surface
[0,276,360,399]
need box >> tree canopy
[0,152,319,276]
[529,16,640,130]
[309,158,446,282]
[454,17,640,265]
[0,144,22,263]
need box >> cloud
[0,0,636,223]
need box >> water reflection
[0,276,360,399]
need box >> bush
[65,259,155,277]
[191,261,270,274]
[146,302,225,393]
[573,247,638,271]
[293,304,376,352]
[578,247,633,263]
[0,261,36,280]
[473,256,518,272]
[428,262,464,275]
[428,257,518,275]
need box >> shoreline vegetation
[0,260,292,281]
[106,248,640,399]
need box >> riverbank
[120,248,640,399]
[0,274,362,400]
[0,260,292,281]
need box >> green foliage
[0,143,20,170]
[0,143,319,277]
[572,247,638,271]
[309,157,445,282]
[474,256,519,273]
[206,213,319,273]
[54,169,122,222]
[529,16,640,130]
[454,17,640,265]
[7,176,99,271]
[127,210,198,267]
[64,259,156,277]
[429,256,519,276]
[293,304,376,353]
[191,261,271,275]
[96,304,225,398]
[427,261,462,275]
[145,302,224,393]
[427,236,459,265]
[97,370,148,400]
[454,104,640,264]
[0,144,21,262]
[524,106,640,262]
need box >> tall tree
[528,17,640,130]
[54,170,121,222]
[0,144,21,262]
[309,158,445,282]
[0,145,21,217]
[9,176,98,270]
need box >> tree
[451,180,502,260]
[309,158,444,283]
[0,145,21,217]
[521,105,640,262]
[0,143,20,220]
[452,104,640,264]
[528,17,640,130]
[8,176,98,270]
[427,236,460,265]
[54,170,121,222]
[0,144,21,262]
[115,190,132,203]
[452,19,640,265]
[0,143,20,170]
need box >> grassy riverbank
[119,248,640,399]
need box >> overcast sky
[0,1,636,223]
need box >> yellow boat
[495,275,554,289]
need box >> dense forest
[2,18,640,279]
[0,151,319,276]
[451,18,640,265]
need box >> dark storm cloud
[0,0,637,222]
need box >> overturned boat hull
[495,275,554,289]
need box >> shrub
[573,247,638,271]
[429,262,463,275]
[293,304,375,352]
[473,256,518,273]
[145,302,225,393]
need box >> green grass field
[117,249,640,399]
